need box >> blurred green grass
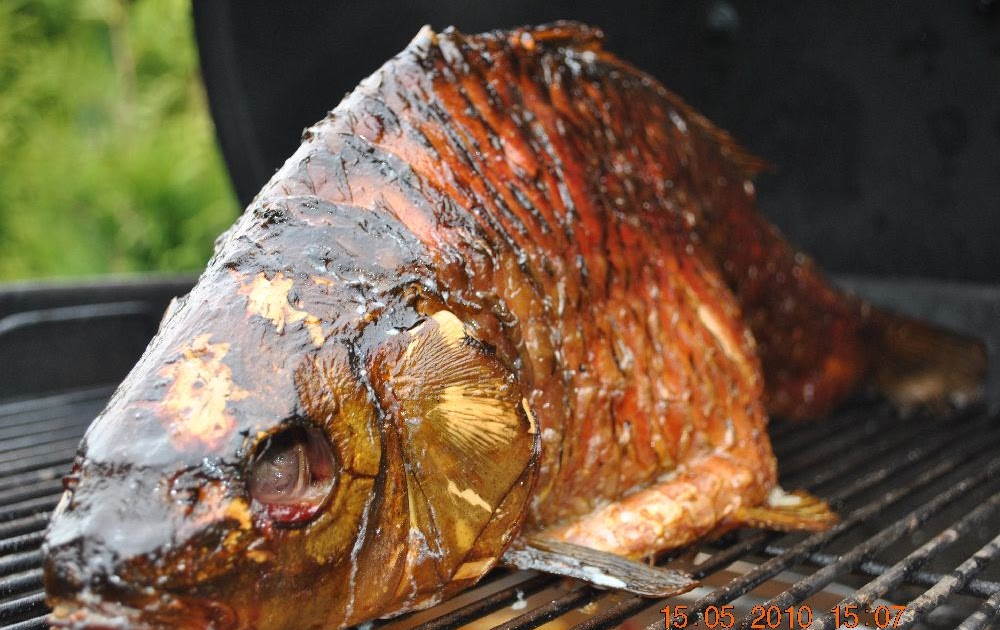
[0,0,239,281]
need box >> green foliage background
[0,0,239,281]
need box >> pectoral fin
[370,308,539,586]
[501,537,696,597]
[731,486,837,531]
[865,307,987,415]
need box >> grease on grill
[1,390,998,629]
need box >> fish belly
[280,23,842,556]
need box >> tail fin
[865,307,987,415]
[732,487,838,532]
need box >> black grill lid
[193,0,1000,283]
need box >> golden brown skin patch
[236,270,325,347]
[157,334,247,452]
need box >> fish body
[43,23,985,630]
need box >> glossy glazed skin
[43,23,944,630]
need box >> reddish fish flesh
[43,22,985,630]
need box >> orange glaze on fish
[43,22,986,630]
[270,23,808,535]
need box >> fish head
[43,198,540,629]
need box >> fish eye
[249,425,337,526]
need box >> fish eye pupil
[249,425,336,525]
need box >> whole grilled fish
[43,23,985,630]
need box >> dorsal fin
[667,94,775,177]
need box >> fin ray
[866,308,987,415]
[502,537,696,597]
[731,487,837,532]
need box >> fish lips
[44,465,255,628]
[44,534,246,630]
[48,589,241,630]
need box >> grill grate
[0,390,996,629]
[0,387,110,628]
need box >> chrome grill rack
[0,277,997,629]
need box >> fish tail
[863,306,987,415]
[732,487,837,532]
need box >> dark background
[194,0,1000,282]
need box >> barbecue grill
[0,278,997,629]
[2,2,998,628]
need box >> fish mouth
[48,591,240,630]
[48,595,154,630]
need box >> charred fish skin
[43,111,540,628]
[42,21,984,630]
[316,23,779,532]
[43,195,540,627]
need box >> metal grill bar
[681,419,979,627]
[759,474,1000,628]
[0,552,41,578]
[898,531,1000,628]
[0,593,45,627]
[661,438,1000,630]
[590,416,1000,630]
[400,406,893,630]
[0,481,64,510]
[447,411,1000,630]
[0,388,112,419]
[0,419,90,446]
[0,498,60,526]
[766,404,872,453]
[513,531,787,630]
[0,570,41,599]
[959,588,1000,630]
[0,515,51,543]
[411,407,896,630]
[773,411,890,479]
[801,495,1000,629]
[415,575,558,630]
[492,587,597,630]
[760,546,1000,599]
[0,534,44,559]
[782,414,954,492]
[2,392,999,629]
[0,452,74,479]
[0,469,67,496]
[0,389,113,630]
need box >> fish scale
[339,25,771,527]
[40,22,986,630]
